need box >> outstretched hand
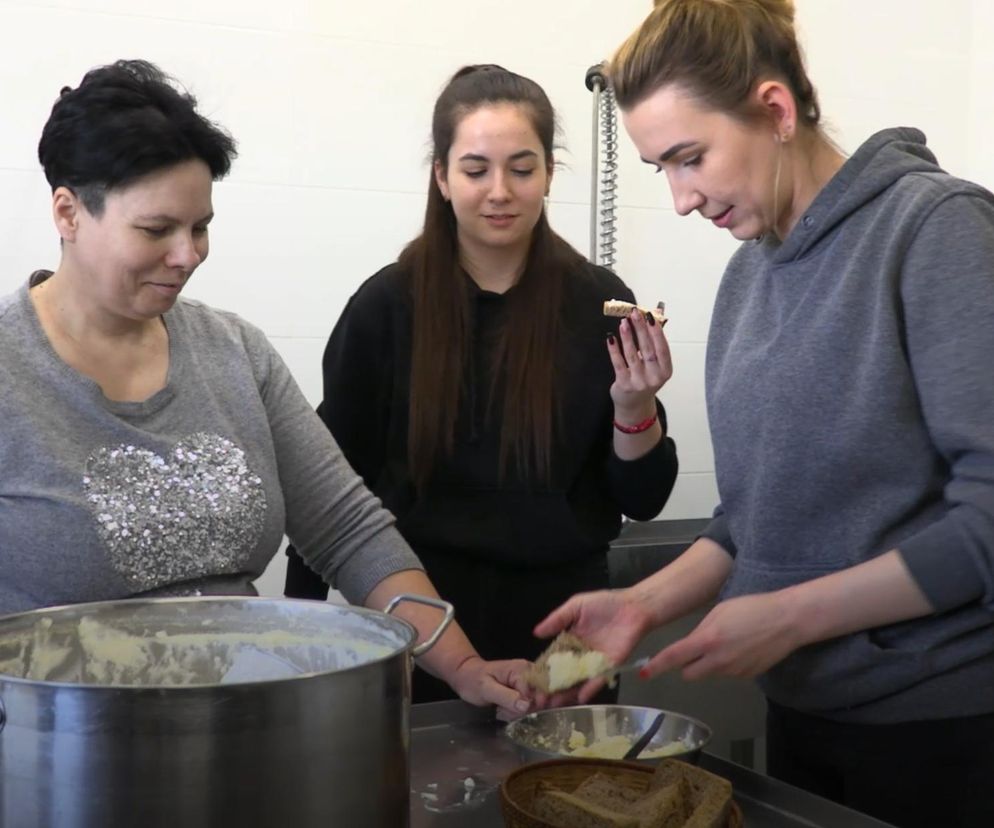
[532,588,655,704]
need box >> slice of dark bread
[571,771,690,828]
[573,771,646,810]
[532,782,640,827]
[650,761,732,828]
[625,779,690,828]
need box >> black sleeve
[317,284,395,487]
[606,400,679,520]
[284,542,331,599]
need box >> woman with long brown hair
[285,64,679,703]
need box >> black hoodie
[308,260,678,570]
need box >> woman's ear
[52,187,81,242]
[433,159,450,201]
[755,79,797,143]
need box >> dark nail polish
[646,312,656,326]
[607,333,616,346]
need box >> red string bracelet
[613,412,658,434]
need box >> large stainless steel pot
[0,594,452,827]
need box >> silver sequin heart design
[83,433,266,593]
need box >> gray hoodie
[702,128,994,723]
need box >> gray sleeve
[698,504,737,557]
[897,192,994,611]
[249,331,423,604]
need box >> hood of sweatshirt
[769,127,944,265]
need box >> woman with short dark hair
[1,59,532,717]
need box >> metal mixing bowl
[504,704,712,766]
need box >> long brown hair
[609,0,820,128]
[399,65,585,490]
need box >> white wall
[1,0,989,596]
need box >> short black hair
[38,59,237,215]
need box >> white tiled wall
[2,0,988,595]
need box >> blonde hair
[609,0,820,126]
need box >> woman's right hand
[531,539,734,704]
[532,587,656,703]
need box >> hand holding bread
[604,297,672,420]
[533,589,653,704]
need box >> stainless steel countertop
[409,700,896,828]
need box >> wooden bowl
[499,758,743,828]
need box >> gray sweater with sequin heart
[0,284,420,615]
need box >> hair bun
[452,63,509,81]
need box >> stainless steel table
[409,701,896,827]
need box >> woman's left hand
[609,308,673,415]
[640,591,803,681]
[447,655,536,721]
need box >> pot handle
[384,594,455,658]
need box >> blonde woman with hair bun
[537,2,994,826]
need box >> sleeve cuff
[328,528,425,605]
[698,510,737,558]
[898,519,987,612]
[607,434,678,521]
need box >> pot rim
[0,595,433,691]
